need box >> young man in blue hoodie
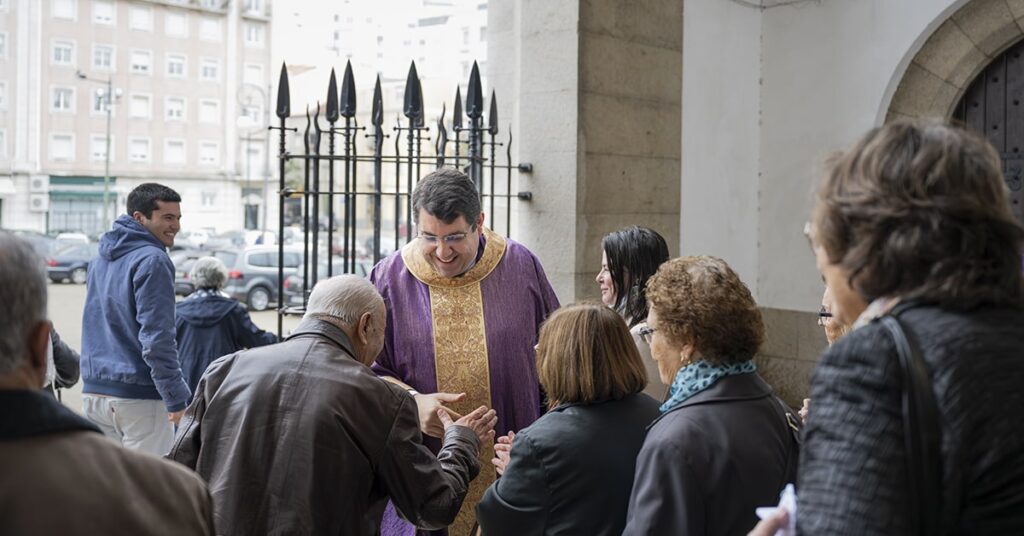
[81,183,190,455]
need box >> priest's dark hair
[602,226,670,328]
[411,168,481,228]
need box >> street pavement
[48,282,301,414]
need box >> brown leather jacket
[168,318,481,535]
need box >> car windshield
[213,251,238,267]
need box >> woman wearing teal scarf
[622,256,800,536]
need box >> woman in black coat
[475,303,660,536]
[175,257,277,398]
[793,120,1024,534]
[621,256,799,536]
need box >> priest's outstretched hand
[415,392,466,438]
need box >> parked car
[177,229,212,249]
[282,256,373,309]
[10,229,57,259]
[46,243,100,284]
[220,246,303,311]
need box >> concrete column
[489,0,682,303]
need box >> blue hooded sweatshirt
[81,215,191,412]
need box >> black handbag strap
[878,314,943,536]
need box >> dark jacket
[81,215,189,411]
[0,389,214,535]
[798,303,1024,535]
[168,318,482,536]
[476,393,660,536]
[175,289,277,398]
[622,373,799,536]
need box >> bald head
[305,275,385,328]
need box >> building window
[164,139,186,165]
[90,134,113,162]
[166,53,186,78]
[244,23,264,47]
[243,63,263,86]
[244,0,262,13]
[201,191,217,208]
[0,81,7,109]
[0,130,7,159]
[462,27,469,46]
[51,0,76,20]
[92,44,114,70]
[198,0,218,8]
[199,58,219,81]
[50,133,75,161]
[129,94,150,118]
[129,138,150,162]
[52,40,74,66]
[165,96,185,121]
[93,0,115,24]
[165,11,188,37]
[91,91,112,115]
[199,16,221,41]
[0,33,7,59]
[129,5,152,31]
[199,141,219,165]
[199,99,220,123]
[130,49,151,74]
[51,87,74,113]
[240,103,262,126]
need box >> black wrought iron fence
[270,60,533,334]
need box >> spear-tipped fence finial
[453,86,463,129]
[466,61,483,120]
[341,60,357,119]
[276,62,291,119]
[403,61,423,124]
[372,75,383,127]
[488,90,499,135]
[326,69,339,123]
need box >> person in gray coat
[622,256,799,536]
[476,303,660,536]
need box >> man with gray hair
[0,232,214,535]
[169,274,497,535]
[175,256,276,398]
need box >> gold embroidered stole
[401,228,506,536]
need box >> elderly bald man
[168,274,497,535]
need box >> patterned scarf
[660,359,758,413]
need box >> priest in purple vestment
[370,169,560,536]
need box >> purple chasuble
[370,232,559,536]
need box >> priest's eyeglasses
[419,232,468,245]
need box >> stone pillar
[488,0,682,303]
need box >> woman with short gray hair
[175,256,277,399]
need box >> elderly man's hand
[438,405,497,446]
[414,392,465,438]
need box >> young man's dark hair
[127,183,181,219]
[411,168,481,226]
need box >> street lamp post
[77,70,120,233]
[236,84,270,238]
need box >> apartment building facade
[0,0,273,236]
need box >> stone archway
[886,0,1024,121]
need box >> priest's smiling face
[416,209,484,278]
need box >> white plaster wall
[758,0,963,311]
[680,0,762,294]
[683,0,968,312]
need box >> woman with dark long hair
[596,226,670,399]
